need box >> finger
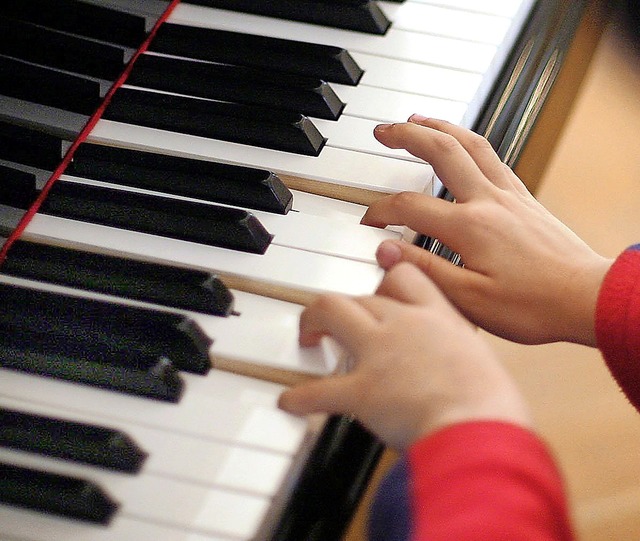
[421,118,532,196]
[406,116,514,190]
[361,191,458,246]
[373,122,492,202]
[278,374,356,417]
[375,240,486,312]
[374,261,442,305]
[376,239,449,271]
[299,294,377,351]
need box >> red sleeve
[407,421,575,541]
[595,244,640,411]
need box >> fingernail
[376,240,403,269]
[408,113,430,123]
[374,123,393,133]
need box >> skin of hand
[362,116,613,347]
[278,263,532,450]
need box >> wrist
[414,370,534,446]
[561,256,613,347]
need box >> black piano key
[0,120,66,171]
[0,17,127,80]
[69,142,294,214]
[103,87,326,156]
[128,53,345,121]
[188,0,391,35]
[149,23,364,85]
[0,408,147,473]
[0,206,24,239]
[0,165,38,209]
[3,0,148,48]
[0,462,118,524]
[0,56,102,116]
[0,282,212,376]
[40,180,273,254]
[3,240,235,316]
[0,345,184,403]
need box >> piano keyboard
[0,0,590,539]
[0,368,322,540]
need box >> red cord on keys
[0,0,183,266]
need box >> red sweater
[370,244,640,540]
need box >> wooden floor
[346,16,640,541]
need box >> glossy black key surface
[0,121,66,171]
[40,180,273,254]
[0,282,211,376]
[0,462,118,524]
[187,0,391,35]
[104,87,326,156]
[0,347,184,402]
[0,165,38,210]
[69,142,294,214]
[149,23,364,85]
[0,17,127,80]
[0,408,147,473]
[3,0,148,48]
[129,53,345,120]
[0,56,102,115]
[3,240,235,316]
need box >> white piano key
[199,290,345,380]
[334,83,469,125]
[290,189,370,222]
[257,209,400,263]
[169,5,497,73]
[59,173,402,264]
[378,2,513,44]
[311,115,419,160]
[88,120,435,196]
[0,368,312,456]
[381,0,532,20]
[287,189,415,242]
[352,51,483,103]
[0,506,231,541]
[0,394,298,498]
[0,446,271,539]
[19,213,386,300]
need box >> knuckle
[311,293,342,312]
[458,201,496,226]
[389,191,423,212]
[431,131,462,154]
[465,132,494,154]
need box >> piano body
[0,1,602,540]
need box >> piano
[0,1,599,539]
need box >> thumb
[376,239,465,281]
[278,374,357,417]
[376,239,484,313]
